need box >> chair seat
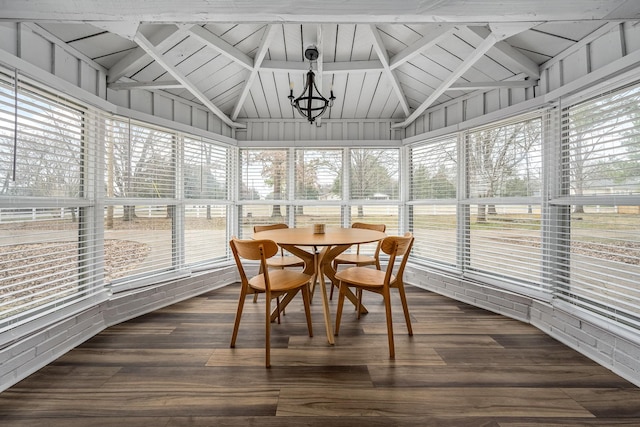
[249,269,312,293]
[266,255,304,269]
[333,253,376,265]
[335,266,396,288]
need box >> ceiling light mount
[288,46,335,124]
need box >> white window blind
[104,119,177,285]
[183,136,230,266]
[409,136,458,267]
[410,136,458,201]
[240,149,288,201]
[557,82,640,328]
[0,70,106,334]
[294,149,342,200]
[106,118,175,199]
[349,148,399,200]
[465,115,544,288]
[184,136,228,200]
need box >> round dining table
[253,226,386,345]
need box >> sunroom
[1,0,640,421]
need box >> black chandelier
[288,46,335,123]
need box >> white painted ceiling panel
[6,0,639,128]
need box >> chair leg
[230,284,248,348]
[334,282,346,335]
[356,288,363,319]
[265,294,271,368]
[382,286,395,359]
[397,282,413,336]
[254,264,265,303]
[329,261,337,300]
[301,284,313,337]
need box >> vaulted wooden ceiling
[4,0,640,128]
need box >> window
[409,136,458,267]
[349,148,399,200]
[183,137,230,266]
[557,83,640,328]
[464,116,543,288]
[240,149,288,202]
[294,149,342,201]
[104,119,177,285]
[0,71,106,334]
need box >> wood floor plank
[100,365,373,390]
[562,388,640,417]
[207,345,445,367]
[54,348,214,366]
[368,365,637,388]
[275,386,595,417]
[0,389,279,418]
[1,284,639,426]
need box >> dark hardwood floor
[1,284,640,426]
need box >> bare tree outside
[105,120,175,224]
[466,119,542,222]
[565,87,640,213]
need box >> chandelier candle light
[288,46,335,123]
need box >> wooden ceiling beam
[133,31,245,128]
[389,25,456,70]
[108,25,187,83]
[368,24,411,117]
[187,24,254,71]
[447,80,536,90]
[260,59,383,74]
[392,24,535,128]
[392,29,501,129]
[462,25,541,79]
[107,80,183,90]
[231,24,278,120]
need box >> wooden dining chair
[334,232,414,358]
[253,224,305,270]
[330,222,386,299]
[252,224,305,304]
[229,237,313,368]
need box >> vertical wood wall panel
[485,90,501,115]
[53,45,79,86]
[624,22,640,53]
[174,102,191,126]
[591,28,625,70]
[20,29,52,74]
[0,23,19,56]
[154,95,174,122]
[563,48,589,84]
[130,89,153,115]
[80,62,97,95]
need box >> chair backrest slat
[380,233,414,285]
[351,222,386,255]
[253,223,288,233]
[230,237,279,291]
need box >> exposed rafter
[392,25,532,129]
[260,59,384,74]
[108,80,183,90]
[460,25,541,79]
[108,25,189,83]
[368,24,410,116]
[133,31,245,128]
[389,25,456,70]
[186,24,254,71]
[231,24,278,121]
[446,80,536,90]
